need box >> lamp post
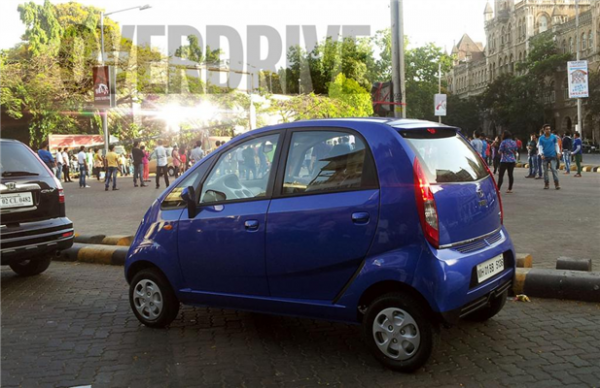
[575,0,583,141]
[99,5,151,156]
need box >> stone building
[447,0,599,142]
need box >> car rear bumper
[1,217,74,264]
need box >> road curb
[74,234,133,246]
[101,235,134,246]
[73,233,106,244]
[513,268,600,303]
[57,243,129,266]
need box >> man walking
[62,148,72,182]
[538,125,561,190]
[155,140,170,189]
[55,147,64,181]
[479,132,488,161]
[38,141,56,175]
[526,133,538,178]
[105,144,120,191]
[190,141,204,165]
[77,146,90,188]
[561,132,573,174]
[471,131,483,156]
[572,132,583,177]
[132,141,146,187]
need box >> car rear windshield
[399,128,488,183]
[0,142,50,177]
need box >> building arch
[538,14,549,33]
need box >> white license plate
[1,192,34,209]
[477,254,504,283]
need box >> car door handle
[244,220,259,231]
[352,212,370,225]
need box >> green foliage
[18,0,63,56]
[445,95,482,134]
[328,73,373,117]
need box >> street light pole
[390,0,407,118]
[575,0,583,141]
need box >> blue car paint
[125,118,516,325]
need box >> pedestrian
[538,124,561,190]
[572,132,583,177]
[552,131,562,171]
[498,131,518,193]
[154,140,170,189]
[93,149,103,181]
[132,141,146,187]
[190,140,204,164]
[37,141,56,174]
[479,132,488,161]
[525,133,538,178]
[515,137,523,161]
[492,136,501,174]
[142,145,150,182]
[118,153,127,176]
[86,148,94,177]
[55,147,64,181]
[179,147,187,173]
[105,144,120,191]
[62,147,72,182]
[471,131,483,156]
[173,145,183,178]
[561,132,573,175]
[77,146,90,188]
[242,145,257,180]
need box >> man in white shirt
[77,146,90,188]
[62,148,72,182]
[190,140,205,165]
[154,140,170,189]
[55,147,64,181]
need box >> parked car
[148,147,175,176]
[1,139,74,276]
[124,119,515,372]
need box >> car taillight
[481,157,503,224]
[413,157,439,248]
[58,188,65,204]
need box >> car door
[266,129,380,301]
[177,133,281,296]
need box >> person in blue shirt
[37,141,56,175]
[498,131,518,193]
[537,124,561,190]
[479,132,488,161]
[572,132,583,177]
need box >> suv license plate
[1,192,34,209]
[477,254,504,283]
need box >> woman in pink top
[172,146,182,178]
[141,145,150,182]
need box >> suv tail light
[413,158,439,248]
[481,158,503,224]
[58,188,65,204]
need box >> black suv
[1,139,74,276]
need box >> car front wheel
[9,256,52,276]
[363,292,434,373]
[129,268,180,328]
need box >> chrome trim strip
[1,206,38,214]
[1,235,73,254]
[0,228,74,245]
[438,227,503,250]
[0,183,41,193]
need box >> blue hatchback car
[125,118,515,372]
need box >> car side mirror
[180,186,197,218]
[204,189,227,203]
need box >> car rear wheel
[463,289,508,322]
[130,268,180,328]
[363,293,434,372]
[9,256,52,276]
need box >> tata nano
[125,118,515,372]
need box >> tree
[328,73,373,117]
[445,95,482,134]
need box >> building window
[569,37,574,53]
[582,33,587,51]
[562,40,567,54]
[539,15,548,33]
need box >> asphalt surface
[64,168,600,269]
[2,262,600,388]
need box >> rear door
[399,128,501,247]
[1,142,62,224]
[266,129,380,301]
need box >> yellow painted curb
[77,245,116,265]
[513,268,531,295]
[516,253,533,268]
[524,164,529,168]
[102,235,133,246]
[583,166,592,172]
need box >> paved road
[2,262,599,388]
[64,167,600,269]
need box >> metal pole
[438,62,442,124]
[391,0,407,118]
[100,11,109,157]
[575,0,583,141]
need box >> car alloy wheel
[129,268,180,328]
[133,279,164,321]
[372,307,421,361]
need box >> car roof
[255,118,459,134]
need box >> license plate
[477,254,504,283]
[1,192,34,209]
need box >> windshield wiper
[2,171,40,177]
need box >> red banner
[93,66,111,107]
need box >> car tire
[363,292,434,373]
[9,256,52,276]
[167,167,175,177]
[129,268,180,328]
[463,289,508,322]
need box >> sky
[0,0,492,68]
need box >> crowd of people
[468,124,585,194]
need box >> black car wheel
[363,292,434,373]
[9,256,52,276]
[463,289,508,322]
[129,268,180,328]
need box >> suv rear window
[399,128,488,183]
[1,142,50,177]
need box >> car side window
[282,131,377,195]
[161,160,212,209]
[200,134,279,204]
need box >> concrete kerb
[513,268,600,303]
[74,234,133,246]
[57,243,129,266]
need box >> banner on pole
[434,94,447,116]
[567,60,589,99]
[93,66,116,108]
